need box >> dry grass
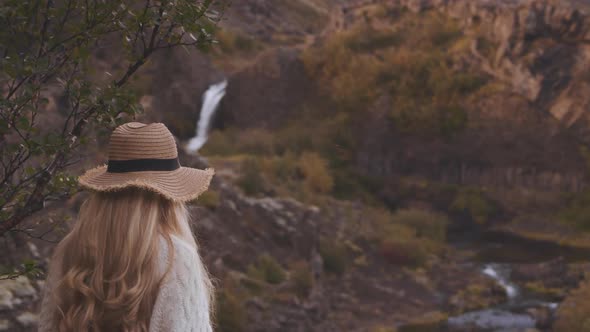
[554,279,590,331]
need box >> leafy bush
[0,0,222,239]
[194,190,220,210]
[373,327,398,332]
[391,102,468,138]
[398,311,448,332]
[297,151,334,194]
[375,222,429,267]
[559,190,590,231]
[401,11,462,48]
[379,237,430,268]
[201,128,276,156]
[236,157,266,196]
[247,254,286,285]
[450,188,496,225]
[263,151,300,181]
[346,27,403,52]
[383,50,481,137]
[215,29,259,54]
[428,21,462,47]
[368,208,449,268]
[391,209,449,242]
[274,122,316,155]
[331,167,384,203]
[236,128,276,155]
[199,129,239,156]
[239,275,266,295]
[475,36,499,62]
[302,33,383,108]
[216,289,247,332]
[319,240,349,275]
[290,260,314,298]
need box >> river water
[443,231,589,331]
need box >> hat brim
[78,164,215,202]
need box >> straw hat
[78,122,215,202]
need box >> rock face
[218,47,315,129]
[0,277,40,331]
[212,0,590,193]
[222,0,333,42]
[401,0,590,142]
[338,0,590,193]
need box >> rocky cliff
[212,0,590,192]
[401,0,590,141]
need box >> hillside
[4,0,590,331]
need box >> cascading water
[482,264,519,300]
[185,80,228,153]
[447,263,559,331]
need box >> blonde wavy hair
[48,187,214,331]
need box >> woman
[37,122,216,332]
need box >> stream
[446,263,556,331]
[443,230,590,331]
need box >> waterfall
[185,80,228,153]
[482,263,518,299]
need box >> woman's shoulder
[169,234,197,256]
[150,234,212,332]
[156,234,198,275]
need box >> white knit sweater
[37,234,213,332]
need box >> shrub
[346,27,403,52]
[398,311,448,332]
[290,260,314,298]
[379,238,429,268]
[216,288,247,332]
[275,122,316,155]
[382,49,478,137]
[373,327,398,332]
[437,105,469,138]
[194,190,220,210]
[371,209,448,268]
[201,128,275,156]
[260,150,300,183]
[235,128,276,155]
[301,32,383,107]
[239,276,265,295]
[319,240,349,275]
[331,168,372,201]
[429,23,462,47]
[215,29,259,54]
[391,209,449,242]
[405,11,462,48]
[450,188,496,225]
[236,157,266,196]
[297,151,334,194]
[247,254,286,285]
[475,36,498,62]
[199,129,238,156]
[559,190,590,231]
